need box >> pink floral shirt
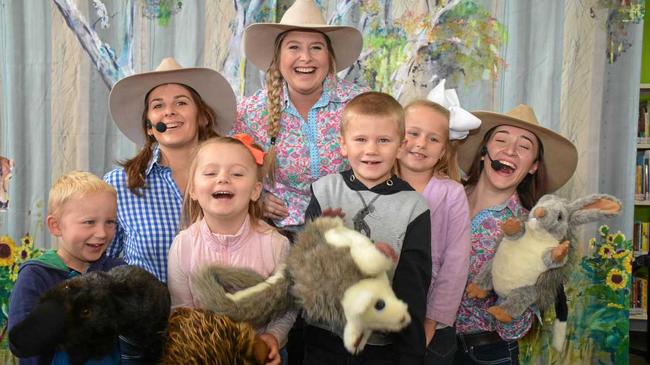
[232,77,366,229]
[455,193,535,340]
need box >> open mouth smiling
[211,191,234,200]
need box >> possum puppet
[466,193,621,351]
[192,216,411,354]
[9,265,170,365]
[161,307,270,365]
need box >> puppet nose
[533,208,546,218]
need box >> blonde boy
[8,171,125,365]
[304,92,432,365]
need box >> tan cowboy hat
[109,57,236,145]
[243,0,363,72]
[457,104,578,193]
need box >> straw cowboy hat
[109,57,236,145]
[243,0,363,72]
[458,104,578,193]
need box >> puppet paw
[501,218,522,236]
[552,241,570,263]
[487,306,513,323]
[466,283,489,299]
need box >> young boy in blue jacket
[8,171,124,365]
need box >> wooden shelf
[639,143,650,149]
[636,200,650,206]
[642,83,650,90]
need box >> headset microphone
[155,122,168,133]
[482,147,509,171]
[145,120,152,129]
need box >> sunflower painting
[0,234,42,358]
[519,225,631,365]
[0,237,16,267]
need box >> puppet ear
[324,227,392,275]
[342,284,375,319]
[568,194,622,226]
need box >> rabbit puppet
[466,193,622,351]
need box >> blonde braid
[265,62,284,185]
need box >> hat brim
[457,111,578,194]
[243,23,363,72]
[109,68,236,146]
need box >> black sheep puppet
[9,265,170,365]
[192,217,411,354]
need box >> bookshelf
[634,95,649,327]
[633,84,650,363]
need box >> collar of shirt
[281,77,338,118]
[200,215,251,251]
[470,192,527,232]
[145,143,163,176]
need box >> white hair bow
[426,79,481,140]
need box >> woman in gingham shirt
[103,58,236,283]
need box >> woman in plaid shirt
[103,58,236,283]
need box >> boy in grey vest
[304,92,432,365]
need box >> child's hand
[321,207,345,218]
[424,319,436,346]
[374,242,398,263]
[259,333,281,365]
[263,193,289,220]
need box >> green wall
[641,0,650,83]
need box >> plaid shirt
[104,145,182,282]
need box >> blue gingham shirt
[104,144,182,282]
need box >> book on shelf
[631,277,648,317]
[633,221,650,252]
[639,102,650,142]
[635,150,650,200]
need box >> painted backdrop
[0,0,644,363]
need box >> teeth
[295,67,315,73]
[167,122,182,128]
[498,160,515,169]
[410,152,427,158]
[213,191,233,197]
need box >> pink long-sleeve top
[422,177,471,327]
[167,215,295,346]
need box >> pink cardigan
[167,215,295,345]
[422,177,471,327]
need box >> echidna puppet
[9,265,170,365]
[192,217,411,354]
[161,307,270,365]
[466,193,622,351]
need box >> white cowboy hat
[458,104,578,194]
[243,0,363,72]
[109,57,236,145]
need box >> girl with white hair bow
[397,79,480,365]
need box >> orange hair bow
[232,134,265,166]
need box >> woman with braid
[233,0,366,237]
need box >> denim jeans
[453,334,519,365]
[425,326,457,365]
